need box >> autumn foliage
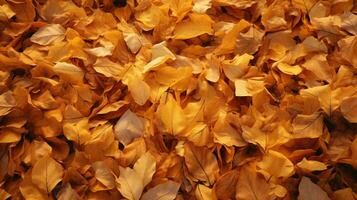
[0,0,357,199]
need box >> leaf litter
[0,0,357,199]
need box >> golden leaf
[184,143,219,185]
[141,180,180,200]
[31,156,64,194]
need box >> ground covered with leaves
[0,0,357,199]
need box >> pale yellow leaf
[30,24,65,45]
[133,151,156,186]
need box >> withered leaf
[31,156,64,194]
[141,180,181,200]
[184,143,219,185]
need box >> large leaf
[116,152,156,200]
[114,109,145,145]
[184,143,219,185]
[31,156,64,194]
[298,177,330,200]
[30,24,65,45]
[141,180,180,200]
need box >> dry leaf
[184,143,219,185]
[114,109,145,145]
[31,156,64,194]
[298,177,330,200]
[141,180,180,200]
[30,24,65,46]
[116,152,156,200]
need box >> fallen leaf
[173,13,214,39]
[31,156,64,194]
[184,143,219,185]
[30,24,65,45]
[297,158,327,172]
[141,180,181,200]
[298,177,330,200]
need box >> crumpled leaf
[114,109,145,145]
[30,24,65,46]
[31,156,64,194]
[298,177,330,200]
[141,180,181,200]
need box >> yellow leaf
[222,54,253,81]
[192,0,212,14]
[195,184,213,200]
[31,156,64,194]
[127,76,151,106]
[53,62,84,84]
[135,5,164,31]
[144,41,176,72]
[214,19,250,55]
[236,164,272,200]
[92,161,115,189]
[30,24,65,45]
[257,150,294,179]
[156,93,187,135]
[141,180,180,200]
[0,91,16,117]
[292,112,323,139]
[93,58,124,80]
[170,0,192,21]
[297,158,327,172]
[277,62,303,75]
[63,105,91,145]
[0,4,15,21]
[184,143,219,185]
[97,101,128,115]
[117,166,143,200]
[173,13,214,39]
[213,111,246,147]
[298,177,330,200]
[340,96,357,123]
[213,170,238,199]
[114,109,145,145]
[116,152,156,200]
[133,151,157,187]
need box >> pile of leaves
[0,0,356,199]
